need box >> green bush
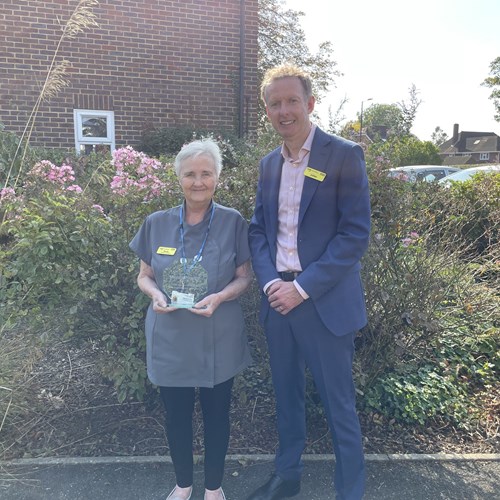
[364,366,469,425]
[1,134,498,428]
[438,172,499,258]
[0,139,261,401]
[355,157,499,425]
[363,311,498,426]
[366,135,442,168]
[0,124,34,189]
[138,126,250,168]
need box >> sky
[283,0,500,141]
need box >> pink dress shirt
[264,124,317,299]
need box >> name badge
[170,290,195,308]
[304,167,326,182]
[157,246,177,255]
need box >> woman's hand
[137,260,179,314]
[189,260,252,318]
[152,293,178,314]
[189,293,222,317]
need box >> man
[247,64,371,500]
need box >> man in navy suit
[247,64,371,500]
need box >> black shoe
[246,473,300,500]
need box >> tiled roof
[442,155,472,165]
[464,135,499,152]
[440,131,500,154]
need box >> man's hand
[267,280,304,315]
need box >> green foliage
[363,318,499,426]
[440,172,500,257]
[257,0,339,123]
[357,158,499,425]
[0,124,38,189]
[366,135,442,168]
[138,126,249,168]
[364,366,469,425]
[362,103,403,139]
[1,133,498,431]
[0,135,263,401]
[431,126,449,146]
[101,314,149,403]
[482,55,500,122]
[139,126,198,157]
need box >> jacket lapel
[264,151,283,240]
[298,129,331,226]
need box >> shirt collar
[281,124,317,163]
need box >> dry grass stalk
[62,0,99,39]
[39,60,71,102]
[0,386,13,435]
[4,0,99,191]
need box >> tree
[258,0,339,124]
[366,135,441,169]
[337,120,358,141]
[360,85,421,141]
[431,126,448,146]
[482,56,500,122]
[326,97,348,136]
[396,84,422,136]
[361,103,403,140]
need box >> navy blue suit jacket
[248,127,371,336]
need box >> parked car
[438,164,500,185]
[388,165,460,182]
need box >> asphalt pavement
[1,453,499,500]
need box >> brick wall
[0,0,259,150]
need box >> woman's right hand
[152,293,177,314]
[137,260,178,314]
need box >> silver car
[438,164,500,185]
[388,165,460,182]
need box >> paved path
[1,454,499,499]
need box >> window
[480,152,490,161]
[74,109,115,154]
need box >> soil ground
[1,337,498,461]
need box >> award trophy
[163,258,208,308]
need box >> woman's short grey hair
[174,138,223,177]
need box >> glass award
[162,258,208,308]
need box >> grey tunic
[129,202,252,387]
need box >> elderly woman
[129,139,252,500]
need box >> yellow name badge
[304,167,326,182]
[157,246,177,255]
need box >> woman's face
[179,154,218,208]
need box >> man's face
[265,76,315,143]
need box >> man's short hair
[261,64,313,103]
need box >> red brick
[0,0,259,150]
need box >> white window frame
[73,109,115,154]
[479,152,490,161]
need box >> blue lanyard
[179,203,215,275]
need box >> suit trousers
[264,299,365,500]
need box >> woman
[129,139,252,500]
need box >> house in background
[0,0,259,154]
[439,124,500,165]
